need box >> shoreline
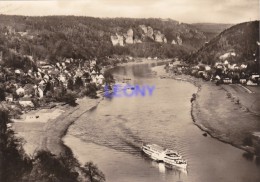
[156,66,260,156]
[12,97,103,157]
[13,60,259,160]
[12,58,168,157]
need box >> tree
[0,109,32,182]
[103,70,114,85]
[81,162,105,182]
[63,91,77,106]
[0,86,5,101]
[67,78,74,91]
[27,150,79,182]
[85,83,97,98]
[74,77,83,90]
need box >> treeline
[0,15,209,64]
[0,109,105,182]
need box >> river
[64,62,260,182]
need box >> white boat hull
[164,158,187,169]
[142,144,187,169]
[142,145,165,162]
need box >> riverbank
[11,58,168,157]
[12,97,102,156]
[152,65,260,156]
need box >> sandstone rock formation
[171,39,177,44]
[139,25,148,34]
[125,28,134,44]
[163,37,167,43]
[147,26,154,40]
[111,33,124,46]
[154,30,163,42]
[154,30,167,43]
[177,35,182,45]
[134,37,142,43]
[111,25,170,46]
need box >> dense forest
[0,15,222,64]
[187,21,260,67]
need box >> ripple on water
[65,64,260,182]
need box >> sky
[0,0,259,24]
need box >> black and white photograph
[0,0,259,182]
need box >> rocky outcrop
[125,28,134,44]
[111,33,124,46]
[111,25,172,46]
[171,39,177,44]
[163,37,167,43]
[154,30,167,43]
[139,25,148,34]
[177,35,182,45]
[147,26,154,40]
[134,37,142,43]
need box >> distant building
[5,94,14,102]
[19,97,34,107]
[16,87,25,96]
[239,79,247,84]
[223,78,232,84]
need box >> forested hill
[0,15,221,63]
[191,23,233,40]
[187,21,259,66]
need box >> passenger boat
[163,158,187,169]
[141,144,165,162]
[164,149,182,160]
[142,144,188,169]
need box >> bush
[80,161,105,182]
[84,83,98,99]
[26,150,79,182]
[62,91,77,106]
[243,136,253,146]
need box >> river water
[64,62,260,182]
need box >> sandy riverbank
[12,97,102,156]
[152,65,260,155]
[11,59,168,157]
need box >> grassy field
[222,85,260,115]
[193,83,260,154]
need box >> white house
[5,94,13,102]
[16,87,25,96]
[239,79,247,84]
[19,97,34,107]
[223,78,232,84]
[205,65,211,71]
[97,74,104,84]
[15,69,21,74]
[240,64,247,69]
[59,74,66,83]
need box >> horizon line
[0,13,258,25]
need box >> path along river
[64,62,260,182]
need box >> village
[166,52,260,86]
[0,54,113,118]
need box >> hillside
[191,23,233,40]
[0,15,212,66]
[187,21,259,68]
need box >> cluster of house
[1,58,105,107]
[167,58,260,85]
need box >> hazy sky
[0,0,259,23]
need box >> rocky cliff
[111,25,170,46]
